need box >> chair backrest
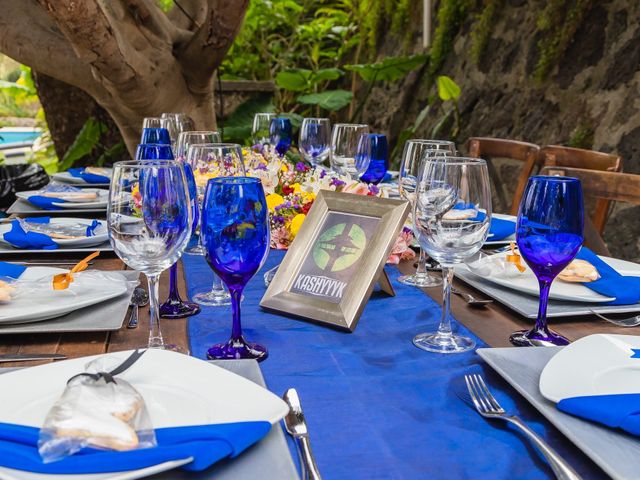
[540,146,623,233]
[467,137,540,216]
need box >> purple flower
[255,163,267,171]
[330,178,346,187]
[369,184,379,195]
[319,169,327,179]
[295,162,308,172]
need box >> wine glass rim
[303,117,330,121]
[530,174,581,183]
[113,160,178,168]
[178,130,220,136]
[209,176,259,186]
[187,142,241,149]
[423,156,486,166]
[255,112,275,117]
[408,139,455,146]
[333,123,368,128]
[137,142,171,147]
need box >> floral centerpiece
[244,145,415,264]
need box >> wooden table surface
[0,250,632,368]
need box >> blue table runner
[183,251,604,479]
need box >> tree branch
[177,0,249,92]
[168,0,208,32]
[0,0,98,94]
[122,0,191,45]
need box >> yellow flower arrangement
[266,193,285,212]
[287,213,306,236]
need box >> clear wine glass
[252,113,275,146]
[201,177,270,361]
[330,123,370,179]
[187,143,246,307]
[161,112,195,145]
[398,139,456,288]
[299,118,331,166]
[510,176,584,347]
[412,157,491,353]
[175,131,222,255]
[107,161,192,353]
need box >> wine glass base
[207,337,268,362]
[398,273,442,288]
[413,332,475,354]
[159,300,201,319]
[148,343,189,354]
[510,328,570,347]
[193,290,233,307]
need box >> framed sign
[260,190,410,331]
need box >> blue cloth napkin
[85,219,101,237]
[0,261,26,279]
[575,247,640,305]
[27,195,68,210]
[3,218,57,250]
[68,168,110,184]
[0,421,271,474]
[489,217,516,241]
[557,393,640,436]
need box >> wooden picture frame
[260,190,410,331]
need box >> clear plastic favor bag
[38,350,156,463]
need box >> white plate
[485,213,516,245]
[0,218,107,249]
[0,349,289,479]
[16,189,108,210]
[539,334,640,403]
[52,170,112,187]
[456,253,640,303]
[0,268,128,324]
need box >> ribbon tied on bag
[52,251,100,290]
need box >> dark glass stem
[146,273,164,349]
[230,287,244,341]
[437,266,454,336]
[535,279,552,332]
[167,264,181,302]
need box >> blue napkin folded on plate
[0,261,26,279]
[488,217,516,241]
[68,168,110,184]
[557,393,640,436]
[27,195,68,210]
[0,421,271,474]
[3,217,57,250]
[575,247,640,305]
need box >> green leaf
[275,69,313,92]
[312,68,343,83]
[297,90,353,111]
[223,94,274,144]
[59,117,105,170]
[0,80,32,96]
[437,75,461,101]
[344,54,427,82]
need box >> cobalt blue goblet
[140,127,172,146]
[269,117,293,156]
[201,177,270,361]
[359,133,388,184]
[135,143,201,319]
[510,176,584,347]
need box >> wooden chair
[540,146,623,234]
[540,166,640,256]
[467,138,540,216]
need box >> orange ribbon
[506,242,526,273]
[53,251,100,290]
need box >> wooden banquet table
[0,250,633,367]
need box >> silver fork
[451,287,493,307]
[464,374,581,480]
[589,309,640,328]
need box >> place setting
[50,167,112,187]
[8,184,109,216]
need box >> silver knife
[283,388,322,480]
[0,353,67,363]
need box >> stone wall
[362,0,640,261]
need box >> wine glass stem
[415,249,428,277]
[146,273,165,349]
[167,263,181,301]
[535,279,552,332]
[211,272,225,294]
[230,288,243,341]
[438,266,455,336]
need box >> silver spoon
[589,309,640,328]
[127,286,149,329]
[451,287,493,307]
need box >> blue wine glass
[358,133,388,184]
[135,143,201,319]
[140,127,172,146]
[299,118,331,166]
[269,117,293,156]
[201,177,270,361]
[135,143,174,160]
[510,176,584,347]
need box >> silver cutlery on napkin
[127,286,149,329]
[589,309,640,328]
[464,374,581,480]
[283,388,322,480]
[451,287,493,307]
[0,353,67,363]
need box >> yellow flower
[266,193,285,212]
[288,213,306,236]
[291,183,302,193]
[280,163,289,172]
[302,192,316,203]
